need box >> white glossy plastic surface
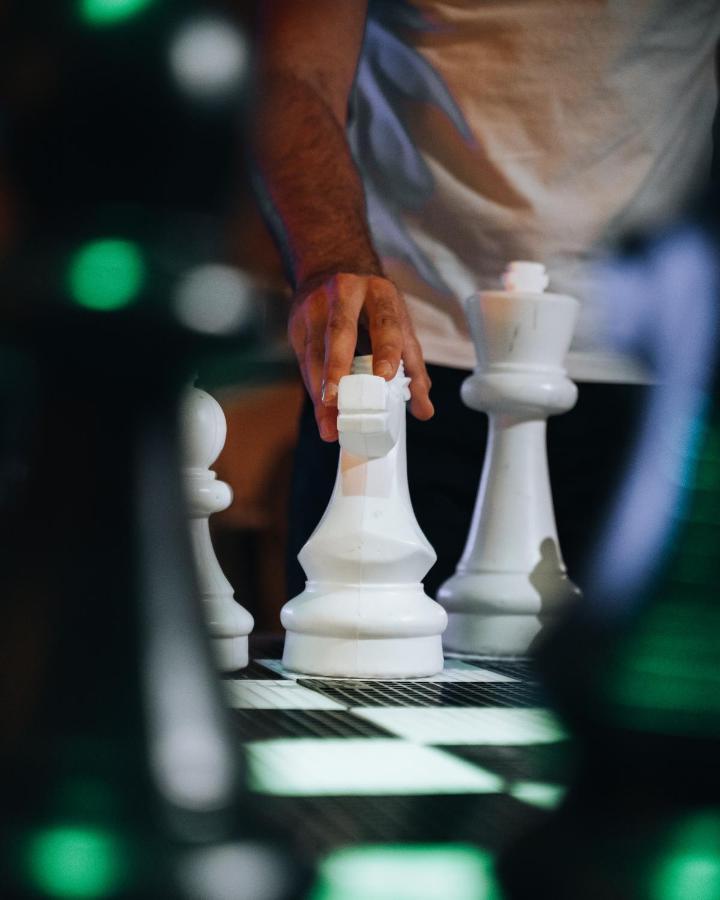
[181,386,254,671]
[438,263,582,655]
[281,357,447,677]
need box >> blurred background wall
[0,0,300,633]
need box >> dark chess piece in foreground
[0,301,303,900]
[0,3,305,896]
[498,211,720,899]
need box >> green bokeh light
[310,844,503,900]
[603,414,720,737]
[79,0,155,27]
[652,811,720,900]
[68,240,144,311]
[25,825,125,898]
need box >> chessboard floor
[224,638,578,896]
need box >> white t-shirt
[351,0,720,382]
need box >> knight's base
[282,633,444,679]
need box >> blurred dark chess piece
[499,201,720,899]
[0,3,306,898]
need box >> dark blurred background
[0,0,299,634]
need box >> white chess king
[281,356,447,677]
[438,261,582,656]
[181,385,254,671]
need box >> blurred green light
[603,415,720,738]
[79,0,154,26]
[310,844,502,900]
[652,811,720,900]
[25,826,124,898]
[656,857,720,900]
[68,240,144,311]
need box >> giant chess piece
[282,356,447,677]
[439,262,582,655]
[181,385,254,671]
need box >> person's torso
[352,0,720,380]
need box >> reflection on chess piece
[438,262,581,655]
[281,356,447,677]
[181,385,254,671]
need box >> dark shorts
[286,364,647,600]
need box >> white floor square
[224,680,344,710]
[352,707,568,746]
[246,738,504,796]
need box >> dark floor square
[231,708,396,740]
[297,679,546,708]
[441,742,578,786]
[465,658,539,681]
[259,792,548,858]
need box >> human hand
[288,272,434,441]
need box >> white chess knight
[438,261,582,656]
[181,385,254,671]
[281,356,447,677]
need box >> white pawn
[281,356,447,678]
[181,385,254,671]
[438,262,581,656]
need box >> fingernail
[321,381,338,405]
[375,360,393,379]
[319,419,335,441]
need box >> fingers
[304,325,338,442]
[321,275,364,405]
[289,273,434,443]
[289,277,358,443]
[401,324,434,420]
[364,277,433,422]
[304,325,341,442]
[315,405,339,443]
[289,290,337,441]
[366,278,404,380]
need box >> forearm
[253,71,381,288]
